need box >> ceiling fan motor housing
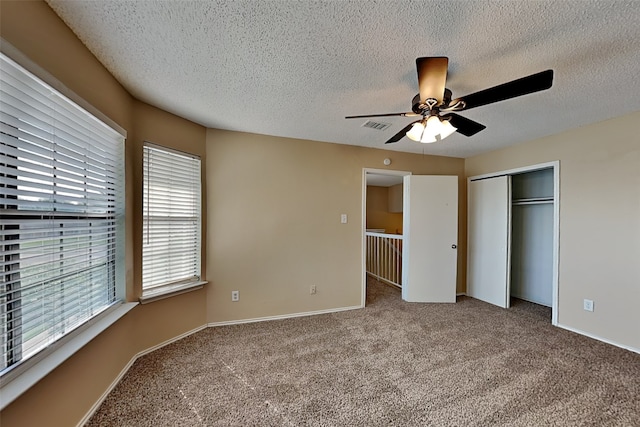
[412,88,454,114]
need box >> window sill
[139,281,208,304]
[0,301,138,410]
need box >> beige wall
[366,186,403,234]
[1,2,207,426]
[206,129,467,324]
[465,111,640,351]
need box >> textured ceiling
[46,0,640,158]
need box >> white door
[467,176,511,308]
[402,175,458,303]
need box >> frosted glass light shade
[405,121,424,140]
[439,119,457,139]
[406,116,457,143]
[407,121,435,143]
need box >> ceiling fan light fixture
[425,115,443,137]
[406,121,424,140]
[406,120,436,143]
[439,118,457,139]
[406,116,456,143]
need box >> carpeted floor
[87,278,640,426]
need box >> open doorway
[361,169,459,307]
[361,169,410,306]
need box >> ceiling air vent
[361,120,391,131]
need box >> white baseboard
[77,324,207,427]
[208,305,362,327]
[456,292,467,296]
[556,323,640,354]
[77,355,138,427]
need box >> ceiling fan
[346,57,554,144]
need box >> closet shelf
[512,197,554,206]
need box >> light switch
[341,214,347,224]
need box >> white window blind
[0,53,125,373]
[142,144,201,291]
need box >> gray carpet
[87,278,640,426]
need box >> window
[0,53,125,374]
[142,143,201,296]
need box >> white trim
[557,323,640,355]
[467,161,558,182]
[551,162,560,325]
[208,305,362,328]
[137,325,208,357]
[0,302,138,410]
[139,281,208,304]
[456,292,466,296]
[0,38,127,138]
[361,168,412,307]
[76,324,207,427]
[76,357,138,427]
[363,168,411,178]
[365,231,404,239]
[466,161,560,326]
[506,176,513,307]
[143,140,200,160]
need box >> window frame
[140,142,205,303]
[0,41,135,410]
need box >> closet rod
[512,199,554,206]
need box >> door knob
[451,244,457,249]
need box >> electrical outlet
[583,299,594,312]
[231,290,239,302]
[340,214,347,224]
[310,285,317,295]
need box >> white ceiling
[46,0,640,158]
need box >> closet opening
[510,168,554,321]
[467,161,559,325]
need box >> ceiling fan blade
[384,121,420,144]
[456,69,554,111]
[443,113,486,137]
[345,112,419,119]
[416,57,448,105]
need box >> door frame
[467,161,560,325]
[361,168,411,307]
